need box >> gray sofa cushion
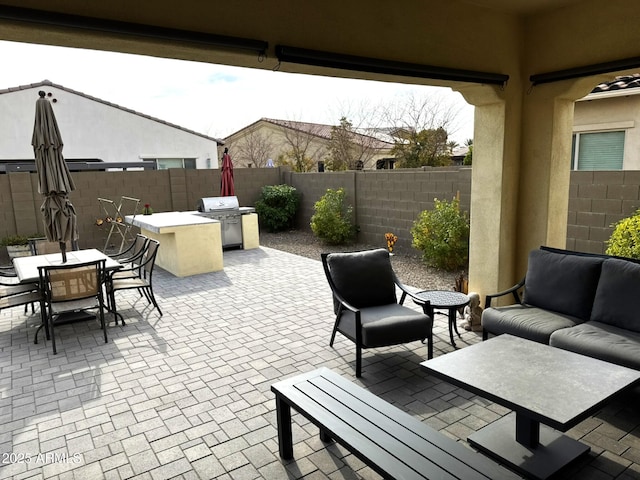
[326,249,397,311]
[550,321,640,370]
[524,249,604,321]
[482,304,582,344]
[337,304,432,348]
[590,258,640,333]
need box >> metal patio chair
[107,239,162,324]
[109,234,149,278]
[0,273,46,342]
[321,248,433,377]
[38,259,108,355]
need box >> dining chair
[109,234,149,278]
[321,248,433,377]
[107,239,162,324]
[0,274,46,342]
[38,259,107,355]
[1,265,38,314]
[29,237,75,255]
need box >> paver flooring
[1,246,639,479]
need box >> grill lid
[198,196,240,212]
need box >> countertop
[125,212,219,234]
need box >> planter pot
[6,244,31,260]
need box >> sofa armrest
[485,277,525,308]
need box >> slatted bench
[271,367,520,480]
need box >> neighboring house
[572,74,640,170]
[224,117,394,170]
[0,80,223,172]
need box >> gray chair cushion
[524,249,603,321]
[326,249,397,309]
[590,258,640,332]
[482,304,582,344]
[550,321,640,370]
[337,304,432,348]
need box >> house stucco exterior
[0,80,222,169]
[224,118,394,171]
[574,80,640,170]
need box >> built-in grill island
[196,196,255,248]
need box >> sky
[0,40,475,144]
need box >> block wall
[1,167,633,256]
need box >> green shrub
[0,234,30,246]
[310,188,357,245]
[254,185,300,232]
[411,197,469,270]
[606,209,640,259]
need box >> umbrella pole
[59,241,67,263]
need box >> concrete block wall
[567,170,640,254]
[1,167,635,257]
[284,167,471,253]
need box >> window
[571,131,625,170]
[151,158,197,170]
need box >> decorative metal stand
[98,196,140,254]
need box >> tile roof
[259,118,395,150]
[0,79,223,144]
[591,74,640,93]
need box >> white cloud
[0,40,474,144]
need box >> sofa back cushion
[326,249,397,310]
[591,258,640,332]
[524,249,603,320]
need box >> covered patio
[1,247,639,479]
[2,0,640,298]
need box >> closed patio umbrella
[220,147,235,197]
[32,90,78,263]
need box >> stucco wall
[0,84,221,169]
[573,93,640,170]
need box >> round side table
[412,290,470,349]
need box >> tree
[391,127,450,167]
[276,120,325,172]
[382,92,462,168]
[463,139,473,166]
[227,129,275,168]
[327,101,389,171]
[326,117,355,171]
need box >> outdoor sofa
[481,246,640,370]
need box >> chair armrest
[395,281,429,307]
[484,277,525,308]
[329,287,360,314]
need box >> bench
[271,367,519,480]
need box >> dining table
[13,248,122,284]
[13,249,123,341]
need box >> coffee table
[421,334,640,480]
[410,290,470,348]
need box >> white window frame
[571,123,631,170]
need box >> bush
[254,185,300,232]
[411,197,469,270]
[606,209,640,259]
[310,188,357,245]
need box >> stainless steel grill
[196,196,244,248]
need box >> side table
[412,290,470,349]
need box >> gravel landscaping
[259,229,465,291]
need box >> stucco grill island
[125,202,258,277]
